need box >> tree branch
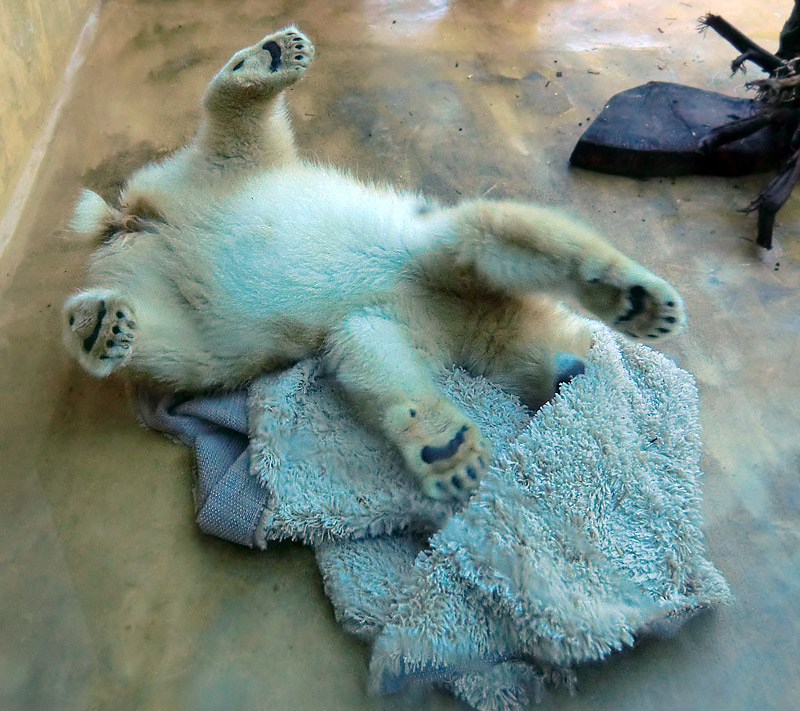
[777,0,800,60]
[699,14,784,74]
[698,108,796,153]
[746,147,800,248]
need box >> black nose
[555,353,586,389]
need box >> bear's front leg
[196,26,314,167]
[325,309,491,501]
[204,26,314,104]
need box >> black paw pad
[617,284,649,323]
[83,301,106,352]
[421,425,467,464]
[262,40,282,72]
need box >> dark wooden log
[570,82,792,177]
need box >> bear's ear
[68,189,119,239]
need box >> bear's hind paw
[391,405,491,501]
[579,262,687,341]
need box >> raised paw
[386,401,491,501]
[209,26,314,97]
[578,262,686,341]
[613,281,686,340]
[63,290,136,377]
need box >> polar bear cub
[62,27,686,500]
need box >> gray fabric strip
[135,388,267,547]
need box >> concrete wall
[0,0,96,222]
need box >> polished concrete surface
[1,1,799,709]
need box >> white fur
[61,27,686,500]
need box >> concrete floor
[1,1,799,709]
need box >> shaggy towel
[136,325,730,710]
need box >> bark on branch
[699,13,784,74]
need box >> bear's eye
[232,59,245,71]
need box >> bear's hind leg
[196,26,314,168]
[325,308,490,501]
[430,201,686,342]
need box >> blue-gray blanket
[136,326,730,710]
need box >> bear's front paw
[210,26,314,99]
[63,290,136,377]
